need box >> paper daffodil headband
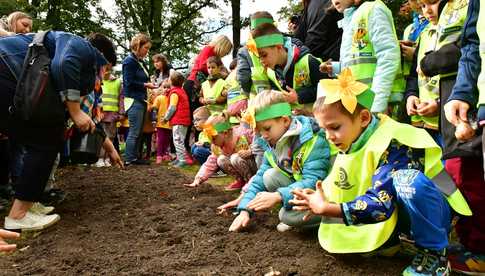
[201,121,232,138]
[242,102,292,129]
[317,68,375,113]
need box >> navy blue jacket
[0,31,107,102]
[122,53,149,102]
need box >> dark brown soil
[0,165,409,275]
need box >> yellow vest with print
[266,54,316,112]
[319,115,471,253]
[414,0,468,129]
[101,78,121,112]
[477,0,485,105]
[249,51,272,98]
[346,0,405,102]
[201,78,227,115]
[264,134,319,182]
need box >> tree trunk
[231,0,240,58]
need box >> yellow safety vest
[319,115,471,253]
[225,70,247,123]
[266,54,316,112]
[249,51,272,98]
[402,24,415,78]
[264,134,320,182]
[478,0,485,105]
[201,78,227,115]
[346,0,405,103]
[414,0,469,129]
[101,78,121,112]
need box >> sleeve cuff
[341,203,354,226]
[60,89,81,102]
[331,62,341,77]
[277,187,292,210]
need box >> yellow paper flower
[241,106,256,130]
[320,68,369,114]
[246,38,259,57]
[201,123,217,138]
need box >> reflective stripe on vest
[202,79,227,114]
[264,134,319,182]
[249,51,271,97]
[478,0,485,105]
[318,115,471,253]
[346,0,405,102]
[101,79,121,112]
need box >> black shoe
[125,159,150,166]
[40,188,66,206]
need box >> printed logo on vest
[353,20,368,50]
[334,167,354,190]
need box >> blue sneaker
[174,160,188,168]
[403,248,449,276]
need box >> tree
[231,0,240,57]
[277,0,303,23]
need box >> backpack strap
[32,31,49,46]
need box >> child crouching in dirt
[229,90,330,233]
[184,113,257,191]
[290,69,471,275]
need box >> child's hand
[400,41,416,62]
[246,192,281,212]
[144,82,157,90]
[229,211,250,232]
[319,59,333,75]
[237,149,252,159]
[282,86,298,104]
[0,229,20,253]
[290,181,327,220]
[184,178,202,188]
[455,120,475,142]
[416,99,439,117]
[406,96,420,116]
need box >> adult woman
[122,33,156,165]
[0,32,120,230]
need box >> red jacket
[168,86,191,126]
[188,46,215,82]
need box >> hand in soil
[217,193,243,215]
[229,211,250,232]
[247,192,281,212]
[0,229,20,253]
[184,178,202,188]
[290,181,327,219]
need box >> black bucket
[70,128,104,164]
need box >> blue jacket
[0,31,107,102]
[448,0,484,119]
[122,53,149,102]
[238,115,331,212]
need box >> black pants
[182,80,201,153]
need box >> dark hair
[170,71,185,87]
[86,33,117,65]
[251,23,281,40]
[250,11,274,20]
[207,56,223,67]
[229,58,238,70]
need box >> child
[251,23,326,114]
[162,71,192,168]
[151,80,172,164]
[229,90,330,232]
[291,69,471,275]
[225,58,248,123]
[320,0,405,115]
[152,53,172,86]
[185,113,256,191]
[190,106,212,165]
[199,56,227,115]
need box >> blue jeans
[124,100,146,162]
[191,144,211,165]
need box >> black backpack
[12,31,65,126]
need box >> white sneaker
[104,158,111,167]
[30,202,55,215]
[4,211,60,231]
[94,158,105,168]
[276,222,292,232]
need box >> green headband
[214,121,232,133]
[251,18,275,30]
[255,102,292,122]
[254,33,284,49]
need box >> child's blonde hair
[248,90,287,115]
[193,106,211,119]
[130,33,151,52]
[206,112,231,128]
[209,35,233,57]
[170,71,185,87]
[6,11,31,33]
